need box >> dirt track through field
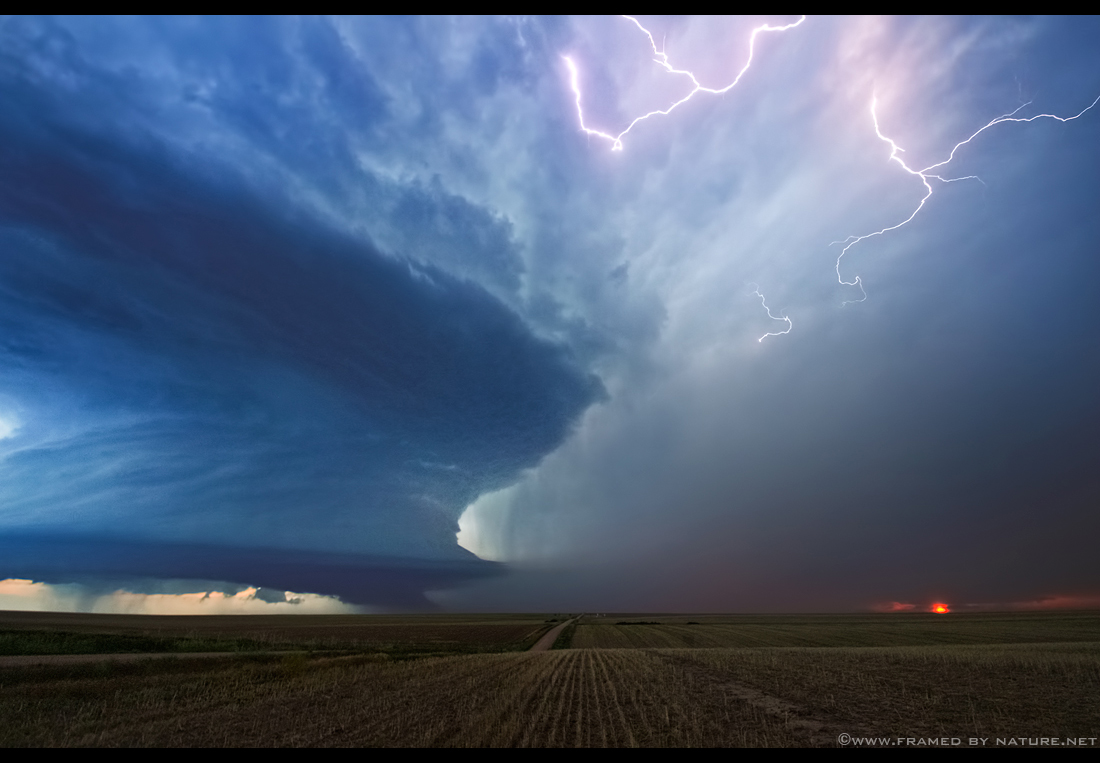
[530,618,575,652]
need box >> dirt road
[529,618,575,652]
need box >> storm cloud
[0,16,601,606]
[1,16,1098,611]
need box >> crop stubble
[1,611,1098,746]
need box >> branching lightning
[563,15,806,341]
[563,16,1100,341]
[563,15,806,151]
[750,284,792,342]
[835,93,1100,304]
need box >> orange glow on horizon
[931,603,950,614]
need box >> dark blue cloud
[0,16,603,603]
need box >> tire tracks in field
[515,652,569,747]
[588,651,607,747]
[575,651,589,746]
[655,651,871,747]
[590,651,608,746]
[529,650,579,747]
[593,650,638,747]
[559,650,581,747]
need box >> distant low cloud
[962,595,1100,612]
[872,601,918,613]
[0,578,359,615]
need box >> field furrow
[543,650,579,747]
[593,649,637,747]
[3,612,1098,747]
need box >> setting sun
[931,603,950,614]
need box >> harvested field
[2,611,1098,746]
[0,611,556,656]
[2,643,1098,746]
[570,611,1100,649]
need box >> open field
[569,612,1100,649]
[1,611,1098,747]
[0,611,559,657]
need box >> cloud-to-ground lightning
[750,284,792,342]
[834,93,1100,304]
[563,15,806,152]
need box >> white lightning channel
[750,284,792,342]
[835,93,1100,304]
[563,15,806,151]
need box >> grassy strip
[551,620,577,650]
[0,628,550,658]
[0,630,292,656]
[572,611,1100,649]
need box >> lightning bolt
[835,93,1100,304]
[564,17,1098,340]
[750,284,792,342]
[563,15,806,151]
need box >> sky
[1,16,1099,614]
